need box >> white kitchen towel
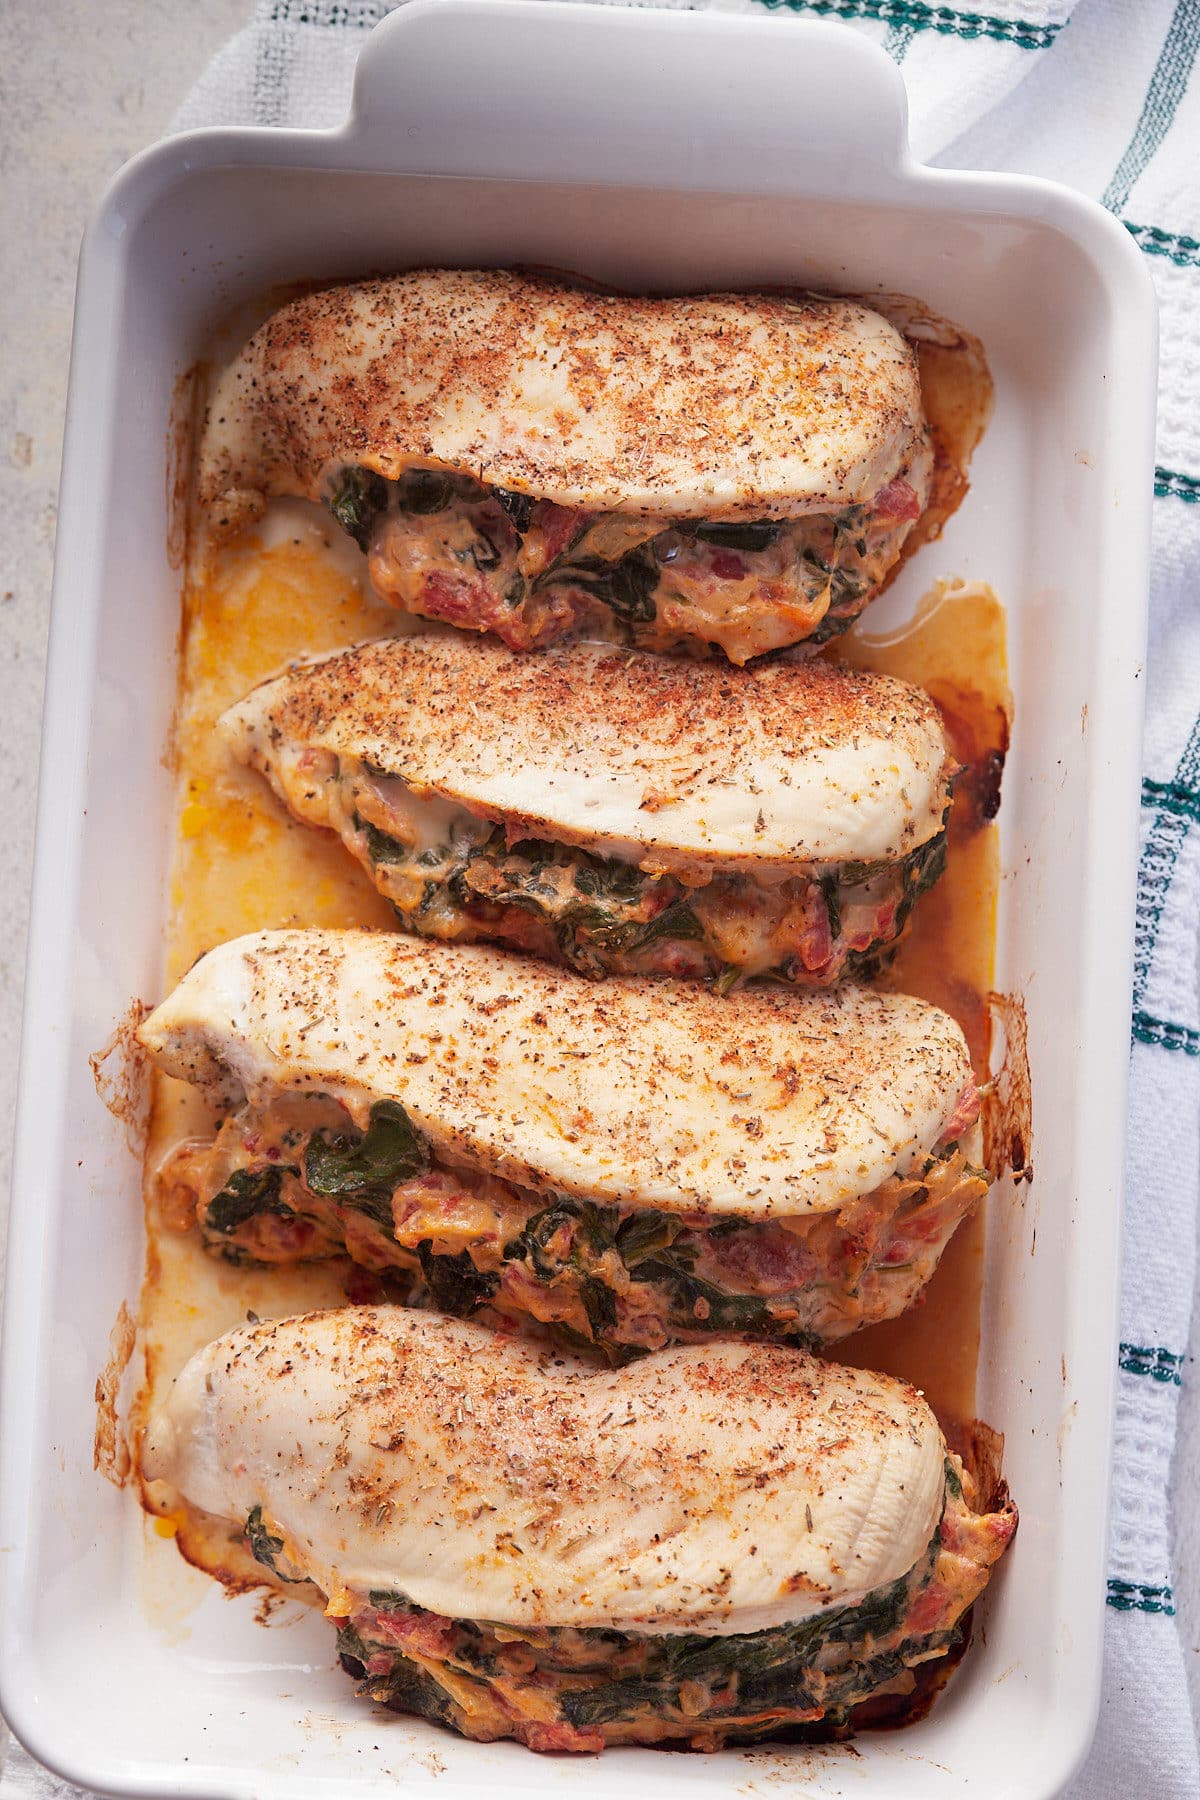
[5,0,1199,1794]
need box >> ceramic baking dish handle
[346,0,912,192]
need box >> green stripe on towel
[750,0,1059,49]
[1132,1011,1200,1056]
[1103,0,1200,214]
[1143,776,1200,821]
[1107,1580,1176,1615]
[1132,712,1200,1004]
[1126,221,1200,268]
[1155,465,1200,502]
[268,1,391,24]
[1119,1343,1185,1384]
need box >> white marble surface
[0,0,1197,1783]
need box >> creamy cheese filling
[266,746,948,986]
[328,462,925,661]
[156,1092,986,1353]
[238,1455,1014,1753]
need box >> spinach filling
[502,1199,803,1346]
[325,462,890,638]
[199,1111,968,1355]
[328,467,390,552]
[692,519,781,552]
[201,1136,801,1348]
[835,829,948,981]
[241,1505,313,1589]
[416,1242,500,1316]
[304,1099,428,1232]
[336,1620,461,1731]
[202,1101,429,1247]
[351,803,945,983]
[335,1506,957,1741]
[243,1504,287,1575]
[533,552,659,623]
[354,816,707,977]
[204,1165,299,1237]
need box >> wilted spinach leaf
[328,466,390,551]
[693,520,781,553]
[556,896,704,967]
[416,1242,499,1315]
[572,858,646,903]
[243,1504,311,1586]
[244,1505,284,1572]
[466,531,502,571]
[354,813,409,866]
[493,487,533,533]
[550,552,658,623]
[503,1198,616,1282]
[821,874,842,942]
[305,1101,428,1211]
[628,899,704,949]
[614,1209,683,1266]
[340,1618,459,1725]
[630,1247,783,1334]
[579,1277,619,1337]
[397,469,453,513]
[204,1165,297,1236]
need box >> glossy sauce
[833,581,1010,1417]
[135,511,398,1580]
[136,313,1004,1581]
[827,312,1004,1419]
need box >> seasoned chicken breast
[220,634,954,986]
[140,930,988,1355]
[198,270,933,661]
[141,1308,1016,1751]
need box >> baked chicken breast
[141,1308,1016,1752]
[220,634,955,986]
[140,930,988,1356]
[198,269,933,662]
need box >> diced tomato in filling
[393,1168,477,1231]
[645,942,711,980]
[706,1222,817,1291]
[521,1720,606,1755]
[942,1082,981,1141]
[872,478,922,521]
[708,550,747,580]
[797,917,833,974]
[903,1579,953,1637]
[369,1608,459,1658]
[419,569,497,628]
[342,1264,388,1306]
[873,899,898,937]
[246,1212,322,1258]
[534,502,592,565]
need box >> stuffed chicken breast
[141,1308,1016,1751]
[140,930,988,1356]
[198,269,933,662]
[220,635,954,987]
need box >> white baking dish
[0,3,1156,1795]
